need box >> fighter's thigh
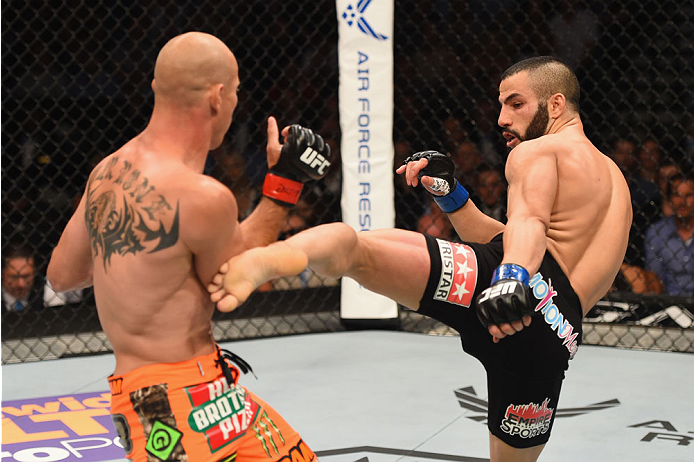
[349,229,430,309]
[236,391,316,462]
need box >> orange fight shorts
[108,348,316,462]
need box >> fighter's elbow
[537,217,550,235]
[46,269,70,293]
[47,264,92,292]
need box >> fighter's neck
[139,110,212,171]
[546,115,583,136]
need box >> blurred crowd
[3,0,693,315]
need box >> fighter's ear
[209,83,224,114]
[548,92,566,118]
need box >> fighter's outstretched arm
[239,116,333,249]
[47,191,94,291]
[444,199,505,243]
[238,116,290,249]
[397,153,504,243]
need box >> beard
[524,102,549,141]
[503,102,549,143]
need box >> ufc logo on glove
[478,281,519,303]
[299,147,331,175]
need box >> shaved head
[501,56,580,112]
[153,32,237,107]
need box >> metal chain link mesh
[2,0,693,363]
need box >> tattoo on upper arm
[85,157,180,271]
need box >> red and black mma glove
[402,150,470,212]
[262,125,332,207]
[475,264,535,328]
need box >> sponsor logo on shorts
[277,439,316,462]
[111,414,133,454]
[433,240,478,307]
[108,377,123,395]
[500,398,554,439]
[253,412,286,458]
[529,273,580,359]
[145,420,183,460]
[186,378,260,452]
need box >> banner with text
[1,391,123,462]
[337,0,398,320]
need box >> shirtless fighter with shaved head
[209,57,632,461]
[48,32,330,462]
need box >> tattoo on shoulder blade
[85,158,180,271]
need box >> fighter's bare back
[504,124,632,315]
[82,139,244,374]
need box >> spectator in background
[683,118,694,171]
[658,161,681,217]
[611,263,663,295]
[609,136,659,266]
[450,140,483,189]
[210,148,260,220]
[441,115,468,154]
[2,246,43,313]
[645,174,694,296]
[469,99,506,168]
[632,138,663,222]
[394,139,426,230]
[304,136,341,225]
[548,0,599,69]
[609,137,637,178]
[475,164,507,224]
[631,138,665,261]
[607,137,664,293]
[279,212,308,242]
[417,195,456,241]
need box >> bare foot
[209,242,308,312]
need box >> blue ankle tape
[433,181,469,213]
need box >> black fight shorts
[418,233,583,448]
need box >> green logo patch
[146,420,182,460]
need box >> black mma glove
[401,150,470,212]
[263,125,332,207]
[475,263,535,328]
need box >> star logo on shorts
[452,282,470,300]
[457,260,473,277]
[454,244,470,257]
[434,240,478,308]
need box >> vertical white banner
[337,0,398,320]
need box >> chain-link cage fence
[2,0,693,363]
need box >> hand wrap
[402,150,469,212]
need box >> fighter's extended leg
[209,223,430,311]
[209,241,309,311]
